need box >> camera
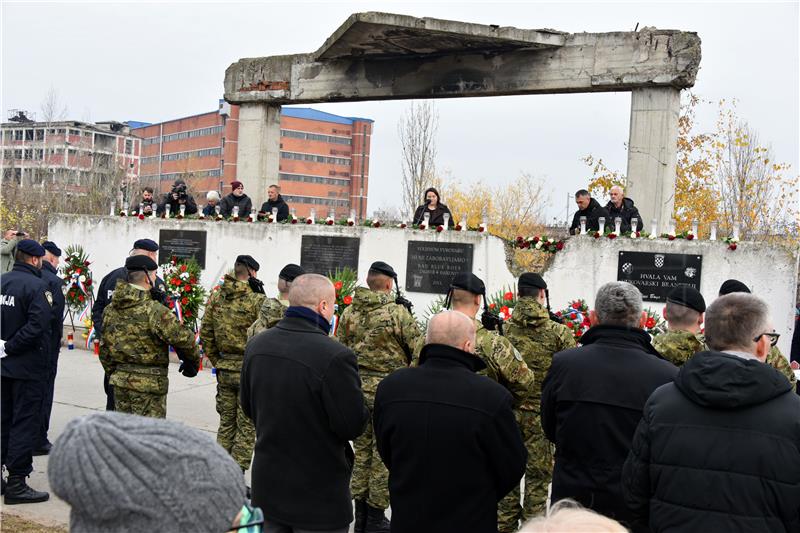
[171,183,188,201]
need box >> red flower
[171,278,180,286]
[181,297,189,305]
[575,329,583,338]
[532,236,540,243]
[306,219,313,224]
[291,219,298,224]
[373,222,381,228]
[566,321,574,329]
[180,265,187,272]
[436,225,444,232]
[185,310,192,317]
[489,303,497,310]
[646,317,656,329]
[184,285,191,292]
[668,235,676,241]
[334,281,343,291]
[582,318,591,327]
[348,221,355,226]
[78,295,85,302]
[189,277,196,284]
[75,268,82,274]
[729,243,737,251]
[326,220,334,226]
[500,306,510,316]
[555,311,562,317]
[454,224,462,231]
[85,279,92,286]
[572,302,581,310]
[594,232,600,239]
[570,312,577,320]
[555,241,564,251]
[138,214,145,220]
[503,292,514,301]
[169,301,175,309]
[84,260,90,266]
[478,226,485,233]
[418,224,426,230]
[343,295,353,305]
[607,233,617,240]
[686,234,694,240]
[516,236,524,243]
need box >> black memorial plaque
[617,251,702,302]
[405,241,474,294]
[300,235,360,276]
[158,229,207,268]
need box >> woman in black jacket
[412,187,455,227]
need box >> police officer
[98,255,200,419]
[248,263,304,339]
[35,241,66,456]
[652,286,706,366]
[93,238,167,411]
[503,273,576,526]
[336,261,422,533]
[200,255,266,473]
[1,239,52,504]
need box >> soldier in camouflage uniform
[652,286,707,366]
[200,255,266,471]
[99,256,200,419]
[247,263,304,339]
[336,261,422,533]
[503,273,575,528]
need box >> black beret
[279,264,304,282]
[519,273,547,291]
[369,261,397,278]
[133,239,159,252]
[235,255,260,272]
[450,272,485,295]
[125,255,158,272]
[719,279,750,296]
[667,286,706,313]
[16,239,45,257]
[41,241,62,257]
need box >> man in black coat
[373,311,527,533]
[156,179,198,216]
[622,293,800,532]
[36,241,66,456]
[241,273,368,533]
[219,180,253,218]
[541,281,676,528]
[1,240,52,504]
[92,238,167,411]
[258,184,290,222]
[569,189,610,234]
[605,185,644,234]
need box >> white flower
[630,232,637,239]
[535,241,543,249]
[180,272,189,280]
[648,233,657,240]
[548,238,554,243]
[79,275,86,283]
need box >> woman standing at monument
[412,187,455,227]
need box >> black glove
[481,310,504,335]
[179,360,199,377]
[396,296,413,314]
[248,277,265,294]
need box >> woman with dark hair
[412,187,455,227]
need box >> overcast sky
[3,1,798,222]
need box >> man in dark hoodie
[569,189,610,234]
[605,186,643,234]
[623,293,800,532]
[219,181,253,219]
[258,184,290,222]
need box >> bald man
[374,311,527,533]
[241,273,369,533]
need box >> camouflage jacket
[474,318,535,407]
[336,287,422,375]
[99,280,200,394]
[765,345,797,386]
[247,296,288,339]
[652,330,705,367]
[200,274,266,371]
[504,297,576,411]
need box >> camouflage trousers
[351,375,389,510]
[216,369,256,471]
[114,387,167,419]
[498,410,552,533]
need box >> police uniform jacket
[93,266,166,336]
[1,262,53,380]
[41,261,66,359]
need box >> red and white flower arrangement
[160,257,206,331]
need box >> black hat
[235,255,260,272]
[133,239,159,252]
[519,273,547,291]
[450,272,485,295]
[41,241,62,257]
[719,279,750,296]
[16,239,45,257]
[279,264,304,282]
[125,255,158,272]
[369,261,397,278]
[666,286,706,313]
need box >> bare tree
[398,101,439,217]
[40,86,68,124]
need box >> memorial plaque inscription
[406,241,474,294]
[300,235,360,276]
[617,251,702,302]
[158,229,207,268]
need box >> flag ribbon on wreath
[85,326,96,349]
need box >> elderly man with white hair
[605,185,643,233]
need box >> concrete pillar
[236,103,281,209]
[625,88,681,231]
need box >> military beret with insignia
[667,286,706,313]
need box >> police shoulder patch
[44,290,53,306]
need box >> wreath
[160,257,206,331]
[61,245,94,311]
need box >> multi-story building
[133,103,373,218]
[0,111,141,189]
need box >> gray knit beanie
[48,412,247,532]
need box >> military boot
[353,499,367,533]
[4,475,49,504]
[364,504,390,533]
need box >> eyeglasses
[753,332,780,347]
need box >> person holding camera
[157,179,197,216]
[1,229,29,274]
[220,181,253,219]
[132,187,157,216]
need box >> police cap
[41,241,62,257]
[450,272,485,295]
[16,239,45,257]
[133,239,159,252]
[235,255,260,272]
[666,286,706,313]
[125,255,158,272]
[369,261,397,278]
[718,279,750,296]
[519,273,547,291]
[279,264,304,282]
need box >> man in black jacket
[569,189,610,234]
[541,281,676,528]
[156,179,198,216]
[220,180,253,219]
[258,184,290,222]
[241,274,368,533]
[622,293,800,532]
[605,185,644,234]
[373,311,527,533]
